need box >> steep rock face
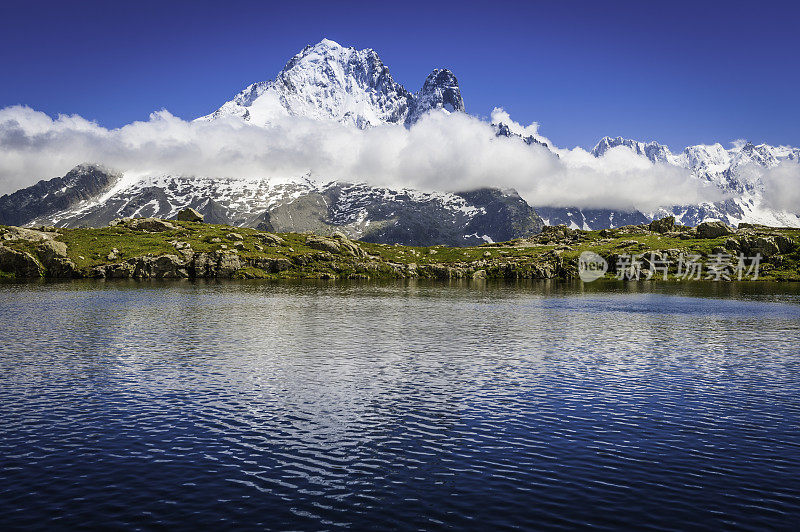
[199,39,464,128]
[0,164,119,226]
[406,69,465,125]
[456,188,544,243]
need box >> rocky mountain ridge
[0,164,543,246]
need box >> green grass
[1,221,798,282]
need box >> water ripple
[1,281,799,529]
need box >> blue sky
[1,0,798,151]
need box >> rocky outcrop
[0,245,43,277]
[738,236,781,259]
[696,221,734,239]
[187,251,240,278]
[95,250,247,280]
[109,218,177,232]
[306,233,368,258]
[649,216,675,234]
[259,233,286,247]
[175,208,204,222]
[2,227,59,242]
[37,240,77,278]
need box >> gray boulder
[696,221,734,239]
[259,233,286,247]
[176,208,204,222]
[215,251,243,277]
[37,240,77,278]
[0,245,43,277]
[306,235,341,254]
[740,236,781,258]
[38,239,68,259]
[152,254,189,279]
[331,232,367,258]
[112,218,176,232]
[648,216,675,234]
[755,237,781,258]
[106,263,134,279]
[1,226,58,242]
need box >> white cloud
[489,107,552,146]
[761,161,800,212]
[0,105,722,211]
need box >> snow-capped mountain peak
[580,134,800,228]
[199,38,463,129]
[591,136,676,164]
[407,68,465,124]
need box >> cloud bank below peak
[0,104,723,211]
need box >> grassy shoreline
[1,217,799,282]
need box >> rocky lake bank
[1,215,799,282]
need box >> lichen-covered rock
[113,218,176,232]
[37,240,76,278]
[2,227,58,242]
[306,235,341,254]
[739,236,781,258]
[106,263,134,279]
[724,238,740,252]
[152,254,189,279]
[331,233,367,258]
[176,208,204,222]
[420,263,458,280]
[131,256,155,278]
[696,221,734,239]
[170,240,192,250]
[259,233,286,247]
[225,232,244,241]
[539,225,575,239]
[249,257,292,273]
[615,225,651,235]
[0,245,44,277]
[86,265,107,279]
[215,251,243,278]
[648,216,675,234]
[38,239,68,259]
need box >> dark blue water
[1,280,800,530]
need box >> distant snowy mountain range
[557,136,800,230]
[1,38,798,242]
